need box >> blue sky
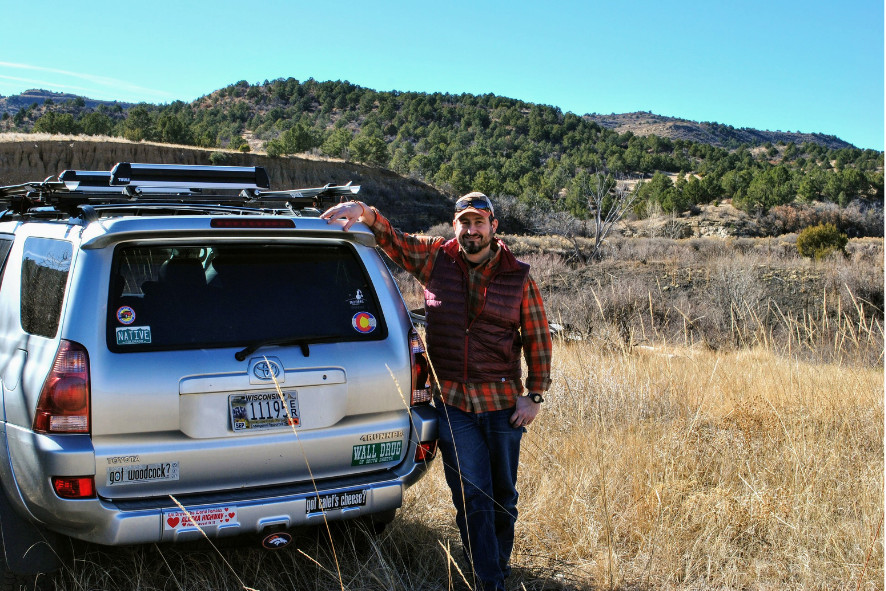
[1,0,882,150]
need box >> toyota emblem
[253,360,281,380]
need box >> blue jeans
[435,401,524,591]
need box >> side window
[20,238,73,338]
[0,236,13,288]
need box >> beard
[458,232,493,255]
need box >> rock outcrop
[0,137,452,231]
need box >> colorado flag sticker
[352,312,377,334]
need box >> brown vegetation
[44,341,882,590]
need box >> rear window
[107,243,386,352]
[21,238,73,338]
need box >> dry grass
[509,343,883,590]
[43,341,882,591]
[32,236,886,590]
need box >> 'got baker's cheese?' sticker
[116,306,136,325]
[352,312,376,334]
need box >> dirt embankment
[0,136,453,230]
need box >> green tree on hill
[321,128,353,160]
[33,112,79,135]
[122,105,156,142]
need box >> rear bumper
[104,470,411,544]
[2,405,438,546]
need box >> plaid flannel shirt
[369,209,552,413]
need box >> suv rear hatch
[87,238,414,500]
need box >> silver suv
[0,163,438,582]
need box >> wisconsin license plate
[229,391,300,431]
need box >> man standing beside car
[322,192,552,591]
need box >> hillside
[0,89,857,151]
[583,111,854,151]
[0,81,882,239]
[0,89,132,114]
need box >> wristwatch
[526,392,544,404]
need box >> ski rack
[0,163,361,220]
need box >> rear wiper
[234,336,337,361]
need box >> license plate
[229,391,300,431]
[305,489,367,514]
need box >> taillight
[34,340,90,434]
[52,476,95,499]
[409,328,433,405]
[414,441,437,462]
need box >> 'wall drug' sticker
[352,312,376,334]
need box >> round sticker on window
[117,306,136,325]
[352,312,377,334]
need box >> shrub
[265,141,282,158]
[796,223,848,259]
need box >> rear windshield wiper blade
[235,336,337,361]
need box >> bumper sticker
[116,306,136,325]
[305,490,367,513]
[351,440,403,466]
[163,506,238,530]
[352,312,376,334]
[116,326,152,345]
[107,461,179,486]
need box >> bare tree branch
[581,171,641,261]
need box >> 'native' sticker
[116,306,136,325]
[116,326,152,345]
[352,312,376,334]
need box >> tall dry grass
[38,236,884,590]
[45,341,882,591]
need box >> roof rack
[0,163,360,220]
[109,162,270,190]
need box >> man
[322,192,552,591]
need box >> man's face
[453,212,498,256]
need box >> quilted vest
[424,238,530,383]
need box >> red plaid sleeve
[521,275,552,393]
[368,208,442,284]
